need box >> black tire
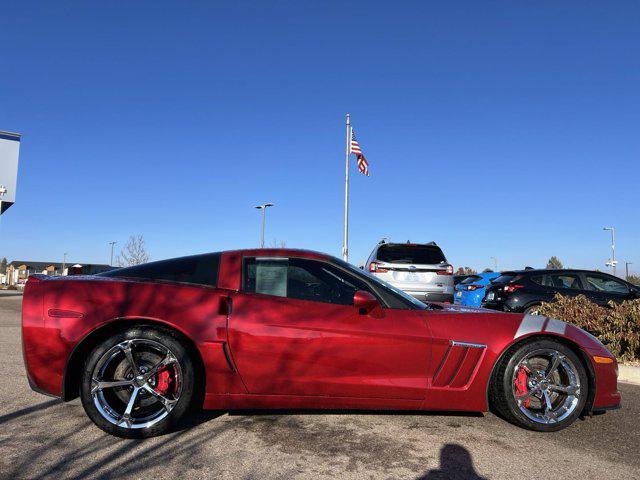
[80,326,197,438]
[490,339,588,432]
[523,305,541,315]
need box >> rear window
[98,253,220,287]
[460,275,482,284]
[492,274,515,284]
[376,244,446,265]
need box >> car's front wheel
[80,326,197,438]
[491,339,588,432]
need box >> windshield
[335,259,428,310]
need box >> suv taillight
[504,284,524,293]
[437,265,453,275]
[466,284,483,291]
[368,262,389,273]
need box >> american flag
[350,129,369,176]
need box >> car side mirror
[354,290,379,314]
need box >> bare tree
[455,266,477,276]
[116,235,150,267]
[269,239,287,248]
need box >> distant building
[4,260,113,286]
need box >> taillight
[466,284,483,291]
[368,262,389,273]
[504,284,524,293]
[437,265,454,275]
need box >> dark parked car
[482,269,640,314]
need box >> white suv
[364,240,454,303]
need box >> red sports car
[22,249,620,438]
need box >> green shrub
[538,294,640,362]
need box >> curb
[618,364,640,385]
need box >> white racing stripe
[514,314,568,339]
[544,318,567,335]
[514,314,546,339]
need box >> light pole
[626,262,633,281]
[254,203,274,248]
[603,226,616,277]
[490,256,498,271]
[0,186,6,237]
[109,241,117,266]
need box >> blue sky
[0,1,638,274]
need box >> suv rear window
[460,275,482,284]
[98,253,220,287]
[376,244,446,265]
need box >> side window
[545,273,583,290]
[585,274,629,294]
[530,275,544,286]
[243,257,373,305]
[99,253,220,287]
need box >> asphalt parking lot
[1,294,639,480]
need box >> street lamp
[109,241,117,266]
[490,256,498,271]
[254,203,274,248]
[603,227,616,277]
[626,262,633,281]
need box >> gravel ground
[1,295,638,480]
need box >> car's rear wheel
[491,339,588,432]
[80,327,196,438]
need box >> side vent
[432,341,486,388]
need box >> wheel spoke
[515,386,540,403]
[120,341,139,375]
[545,352,563,379]
[142,384,178,412]
[117,386,140,428]
[542,389,557,422]
[143,351,177,381]
[549,384,578,395]
[91,378,133,394]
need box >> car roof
[501,268,621,276]
[223,248,334,261]
[377,241,439,247]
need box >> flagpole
[343,113,351,262]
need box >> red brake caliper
[514,365,531,408]
[155,367,173,395]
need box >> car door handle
[219,296,232,316]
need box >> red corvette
[22,249,620,438]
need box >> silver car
[364,240,454,303]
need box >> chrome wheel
[90,339,183,429]
[511,348,581,425]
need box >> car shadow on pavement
[417,444,487,480]
[0,398,61,425]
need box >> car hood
[427,302,495,314]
